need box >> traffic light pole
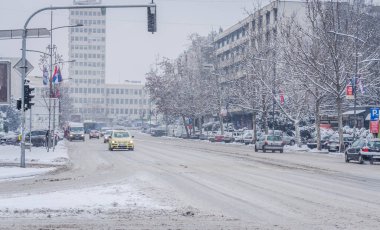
[20,3,156,167]
[29,107,32,152]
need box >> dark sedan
[327,135,353,152]
[307,135,331,149]
[345,138,367,164]
[25,130,47,147]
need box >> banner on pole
[346,85,354,100]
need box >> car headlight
[129,140,133,144]
[81,134,84,137]
[70,134,73,137]
[112,141,116,144]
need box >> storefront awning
[342,110,365,115]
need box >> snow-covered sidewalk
[0,141,69,181]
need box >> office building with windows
[212,1,306,128]
[68,0,150,123]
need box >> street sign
[370,121,379,133]
[370,108,379,121]
[13,58,34,76]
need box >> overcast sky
[0,0,267,84]
[1,0,378,84]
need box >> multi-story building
[68,0,150,124]
[212,1,306,129]
[214,1,306,80]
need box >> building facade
[68,0,149,124]
[212,0,306,129]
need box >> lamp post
[51,60,75,151]
[46,12,82,152]
[328,31,365,141]
[203,64,225,135]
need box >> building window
[258,15,263,30]
[274,8,278,21]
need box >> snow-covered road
[0,134,380,229]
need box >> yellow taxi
[108,130,134,151]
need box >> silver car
[255,135,284,153]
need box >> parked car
[282,133,296,146]
[360,138,380,164]
[25,130,48,147]
[307,135,331,149]
[243,130,263,145]
[210,132,224,142]
[199,132,212,140]
[327,134,353,152]
[345,138,367,164]
[89,130,100,139]
[103,130,112,143]
[1,133,20,145]
[232,131,244,143]
[223,132,234,143]
[108,130,134,151]
[151,129,167,137]
[255,135,284,153]
[268,130,295,146]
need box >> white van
[68,122,85,141]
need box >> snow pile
[0,141,69,180]
[0,183,168,211]
[0,141,68,165]
[284,144,309,152]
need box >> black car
[25,130,48,147]
[345,138,367,164]
[151,129,167,137]
[327,135,353,152]
[307,135,330,149]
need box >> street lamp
[46,18,82,152]
[203,64,225,135]
[328,30,365,141]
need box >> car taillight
[362,147,369,152]
[264,141,268,145]
[282,141,286,145]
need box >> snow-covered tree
[279,0,380,151]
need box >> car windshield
[31,130,46,136]
[71,127,83,132]
[113,132,130,138]
[368,141,380,148]
[267,136,282,141]
[269,130,282,136]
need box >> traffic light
[16,98,22,110]
[147,6,157,33]
[23,84,35,110]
